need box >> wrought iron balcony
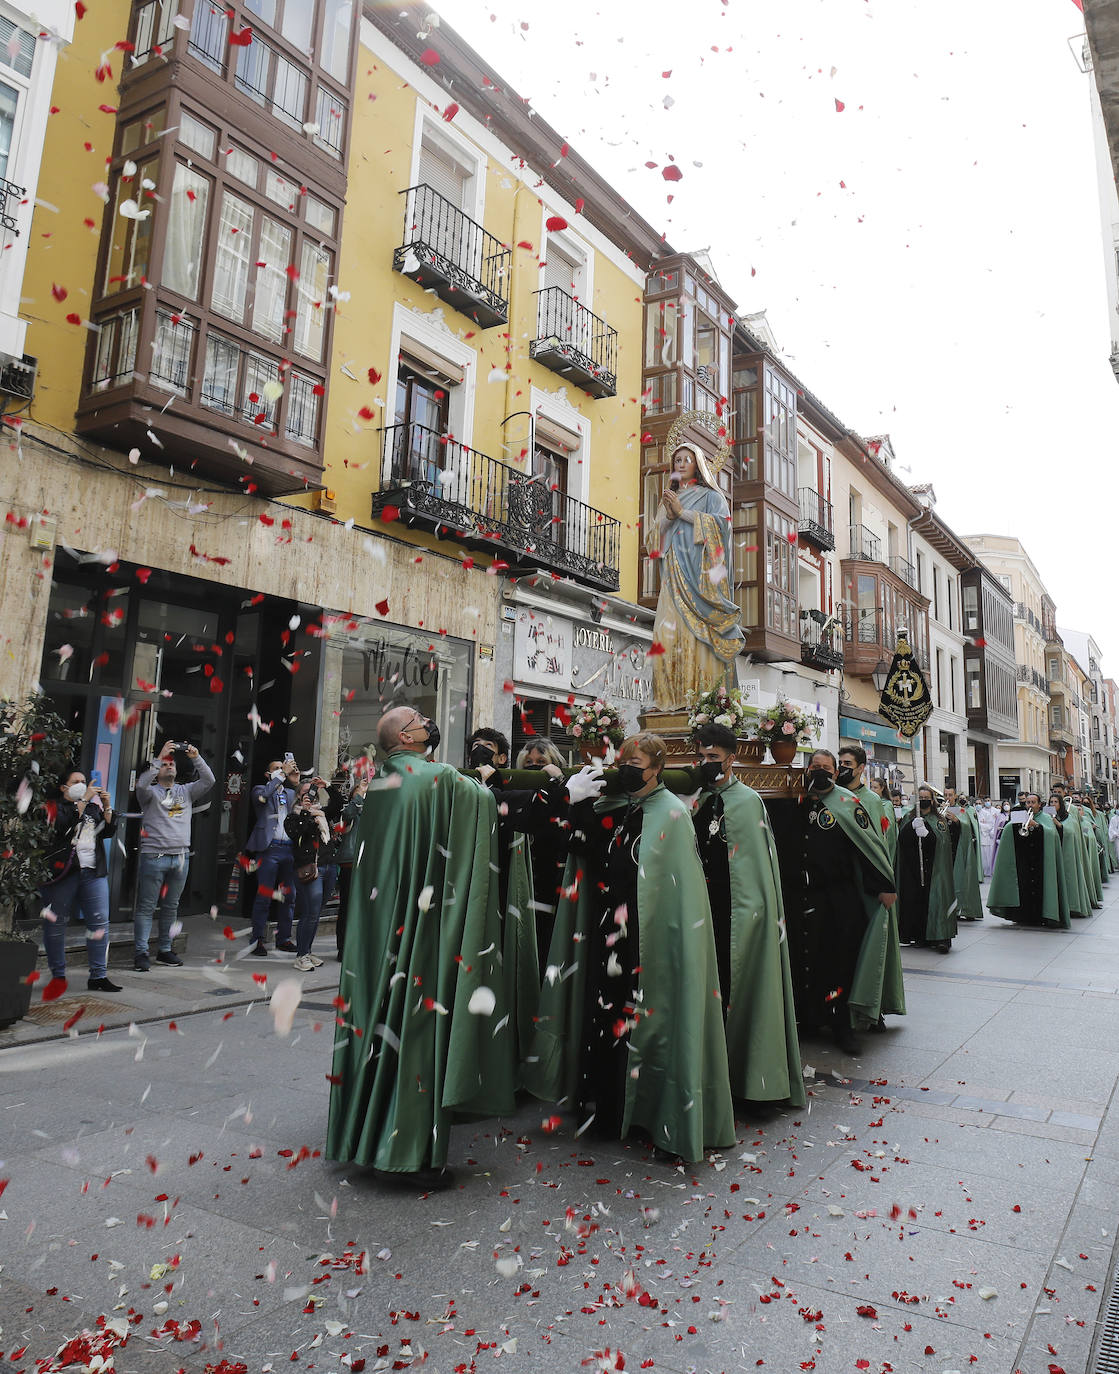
[370,422,620,590]
[800,610,844,671]
[848,523,881,563]
[530,287,617,398]
[393,185,510,328]
[890,554,916,588]
[797,487,835,551]
[0,175,25,235]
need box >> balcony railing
[1017,664,1050,693]
[394,185,510,328]
[890,554,916,588]
[797,488,835,551]
[371,422,620,590]
[1014,602,1042,633]
[800,611,843,671]
[0,174,25,235]
[848,523,881,563]
[530,287,617,398]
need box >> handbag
[295,860,319,884]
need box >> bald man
[326,705,516,1189]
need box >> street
[2,885,1119,1374]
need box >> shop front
[496,586,654,760]
[839,713,916,794]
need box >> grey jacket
[137,755,216,853]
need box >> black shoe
[88,977,122,993]
[133,954,150,972]
[155,950,183,966]
[832,1026,862,1055]
[250,941,269,957]
[275,941,297,953]
[933,940,952,954]
[371,1166,456,1192]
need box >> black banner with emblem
[877,628,933,740]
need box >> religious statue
[646,437,745,710]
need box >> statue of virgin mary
[647,442,745,710]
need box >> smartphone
[90,771,102,787]
[284,751,295,762]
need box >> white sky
[428,0,1118,673]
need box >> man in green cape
[691,724,805,1108]
[945,788,984,922]
[326,706,516,1190]
[1071,795,1103,908]
[1050,790,1091,917]
[768,749,901,1054]
[895,786,958,951]
[1086,797,1111,886]
[837,745,897,860]
[528,733,735,1164]
[987,794,1070,929]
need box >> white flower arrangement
[686,685,751,738]
[571,698,625,748]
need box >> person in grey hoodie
[132,739,215,971]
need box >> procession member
[528,733,735,1163]
[895,786,958,952]
[647,443,744,709]
[945,787,984,922]
[838,744,897,860]
[1109,806,1119,870]
[1049,792,1091,918]
[977,798,1001,877]
[1085,795,1111,884]
[1071,794,1104,909]
[326,707,515,1190]
[692,724,805,1107]
[987,794,1070,929]
[515,739,574,969]
[768,749,901,1055]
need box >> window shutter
[418,140,466,208]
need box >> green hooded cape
[952,807,984,921]
[987,811,1070,929]
[896,810,959,942]
[1058,810,1092,917]
[822,786,906,1029]
[1075,808,1103,907]
[1090,810,1110,884]
[853,783,898,862]
[326,754,516,1171]
[696,777,805,1107]
[527,783,735,1163]
[505,834,540,1087]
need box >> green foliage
[0,692,82,935]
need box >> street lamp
[872,659,892,693]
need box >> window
[0,16,35,78]
[967,662,982,711]
[286,371,320,446]
[950,655,957,713]
[211,190,254,321]
[962,582,978,631]
[226,146,259,187]
[936,647,944,704]
[764,508,797,636]
[91,308,139,391]
[235,35,308,130]
[188,2,228,73]
[947,579,954,631]
[132,0,176,63]
[280,0,314,50]
[178,111,215,159]
[418,138,468,210]
[293,240,331,359]
[305,195,335,235]
[251,216,293,342]
[313,86,346,157]
[732,364,758,479]
[242,349,280,425]
[731,502,759,627]
[120,108,168,156]
[763,369,796,497]
[529,444,569,545]
[201,331,238,413]
[149,310,195,391]
[162,164,210,300]
[0,80,19,182]
[932,566,940,621]
[320,0,352,79]
[104,160,158,293]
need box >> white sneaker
[293,954,315,972]
[308,955,324,967]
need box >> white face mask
[66,782,87,802]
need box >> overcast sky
[428,0,1118,673]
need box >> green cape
[896,810,959,941]
[853,783,898,862]
[326,754,516,1171]
[952,808,984,921]
[505,834,540,1088]
[1090,810,1110,884]
[1075,808,1103,907]
[1058,810,1091,917]
[987,811,1070,928]
[527,783,735,1162]
[697,777,805,1107]
[822,786,906,1028]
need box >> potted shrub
[0,693,81,1027]
[571,698,625,762]
[754,697,823,766]
[685,684,763,760]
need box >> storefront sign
[839,715,908,748]
[513,611,573,688]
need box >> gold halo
[664,409,733,478]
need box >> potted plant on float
[685,685,762,760]
[0,693,81,1028]
[571,698,625,763]
[754,697,822,766]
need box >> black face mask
[919,799,933,811]
[697,760,724,788]
[420,720,441,754]
[836,767,855,788]
[468,743,496,769]
[806,768,833,792]
[618,763,648,794]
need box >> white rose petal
[467,986,496,1016]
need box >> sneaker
[308,955,324,968]
[249,941,269,957]
[133,954,151,972]
[275,940,297,953]
[88,976,122,993]
[293,954,315,971]
[155,950,184,966]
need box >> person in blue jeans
[247,757,301,956]
[133,740,216,971]
[39,768,121,993]
[285,780,333,971]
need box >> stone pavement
[3,883,1119,1374]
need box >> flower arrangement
[754,697,823,745]
[686,685,751,737]
[571,698,625,749]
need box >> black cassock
[694,790,732,1008]
[1005,824,1047,925]
[768,793,885,1032]
[897,818,938,944]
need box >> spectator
[285,779,331,971]
[132,740,215,971]
[39,767,120,993]
[246,757,301,956]
[515,740,565,770]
